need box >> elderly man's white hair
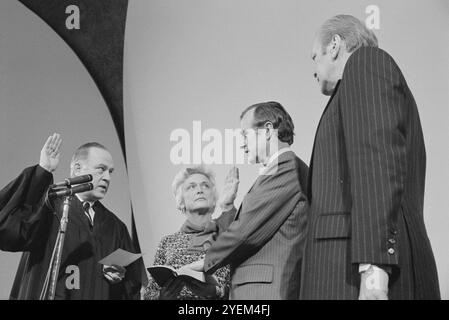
[318,14,378,53]
[172,165,218,212]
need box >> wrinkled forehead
[183,173,211,186]
[83,147,114,167]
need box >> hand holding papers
[99,249,142,284]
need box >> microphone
[50,174,93,189]
[48,183,94,198]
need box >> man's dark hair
[240,101,295,145]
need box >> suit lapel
[233,151,295,220]
[233,176,261,221]
[307,80,341,201]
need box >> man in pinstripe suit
[186,102,309,299]
[300,15,440,300]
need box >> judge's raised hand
[39,133,62,173]
[218,167,239,211]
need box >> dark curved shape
[18,0,128,161]
[17,0,143,255]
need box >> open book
[147,265,205,287]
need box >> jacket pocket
[314,212,351,239]
[232,264,273,285]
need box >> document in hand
[98,248,142,267]
[147,265,205,287]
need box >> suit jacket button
[390,228,398,235]
[387,248,395,255]
[388,238,396,244]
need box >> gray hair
[172,165,218,212]
[318,14,378,53]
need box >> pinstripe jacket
[300,46,440,300]
[204,151,309,300]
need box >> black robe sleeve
[0,165,53,252]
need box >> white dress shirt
[76,194,96,225]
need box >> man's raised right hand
[39,133,62,173]
[218,166,239,211]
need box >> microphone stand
[40,195,72,300]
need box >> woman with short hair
[143,166,238,300]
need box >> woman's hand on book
[180,276,217,298]
[159,277,185,300]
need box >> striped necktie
[82,202,94,227]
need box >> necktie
[82,202,94,228]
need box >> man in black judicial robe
[0,134,144,299]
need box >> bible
[147,265,205,287]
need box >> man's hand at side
[359,265,389,300]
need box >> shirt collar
[75,194,96,208]
[258,147,292,175]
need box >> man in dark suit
[0,133,144,299]
[186,102,309,299]
[300,14,440,300]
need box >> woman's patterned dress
[143,230,230,300]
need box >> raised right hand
[217,166,239,210]
[39,133,62,173]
